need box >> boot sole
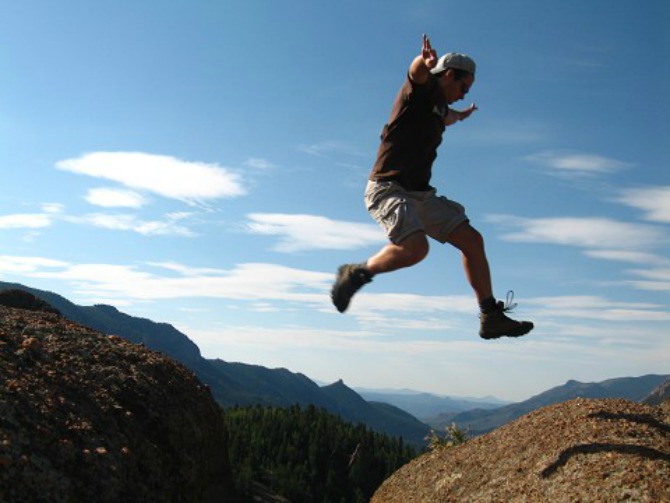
[480,323,534,340]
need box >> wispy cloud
[583,249,667,265]
[0,206,196,237]
[243,157,277,171]
[10,251,666,322]
[464,120,548,146]
[246,213,385,252]
[624,267,670,292]
[525,150,630,178]
[85,188,147,208]
[56,152,246,204]
[489,214,669,291]
[0,257,332,305]
[70,213,195,237]
[298,140,366,159]
[527,295,670,321]
[297,141,369,173]
[0,213,53,229]
[0,255,475,322]
[488,215,664,251]
[617,186,670,223]
[347,293,476,331]
[585,251,670,291]
[0,255,68,272]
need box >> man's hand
[459,102,478,120]
[410,34,438,84]
[422,34,438,70]
[445,103,478,126]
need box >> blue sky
[1,1,668,401]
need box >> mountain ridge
[357,389,507,421]
[427,373,670,435]
[0,282,430,446]
[2,282,665,445]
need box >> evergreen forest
[225,404,419,502]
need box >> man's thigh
[365,181,425,244]
[413,191,469,243]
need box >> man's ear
[443,68,456,81]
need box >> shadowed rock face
[0,288,61,315]
[0,297,240,503]
[372,398,670,502]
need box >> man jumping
[331,34,534,340]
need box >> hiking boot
[479,300,534,340]
[331,263,373,313]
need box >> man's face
[439,70,475,105]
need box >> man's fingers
[423,33,432,50]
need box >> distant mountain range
[0,282,430,446]
[427,374,669,436]
[356,389,510,421]
[1,282,666,445]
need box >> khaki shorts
[365,180,469,244]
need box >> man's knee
[448,223,485,255]
[468,226,485,250]
[399,232,429,265]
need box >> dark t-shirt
[369,74,447,191]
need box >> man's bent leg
[445,223,492,302]
[332,232,429,313]
[446,222,534,339]
[367,231,429,275]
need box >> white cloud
[463,120,548,146]
[56,152,245,203]
[0,204,195,237]
[0,255,68,272]
[526,295,670,321]
[244,158,277,170]
[488,215,664,251]
[625,267,670,292]
[6,253,667,320]
[351,292,475,315]
[0,213,53,229]
[0,257,333,304]
[41,203,65,214]
[298,140,366,159]
[525,150,630,177]
[617,186,670,223]
[72,213,195,237]
[348,293,476,331]
[85,188,147,208]
[488,215,669,292]
[0,256,470,318]
[246,213,385,252]
[584,249,667,265]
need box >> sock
[479,296,497,314]
[358,262,374,279]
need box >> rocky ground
[0,292,239,503]
[372,397,670,502]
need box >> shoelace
[502,290,518,312]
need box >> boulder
[0,302,240,502]
[372,398,669,502]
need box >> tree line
[224,404,418,502]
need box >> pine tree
[224,405,418,502]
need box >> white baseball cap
[430,53,476,76]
